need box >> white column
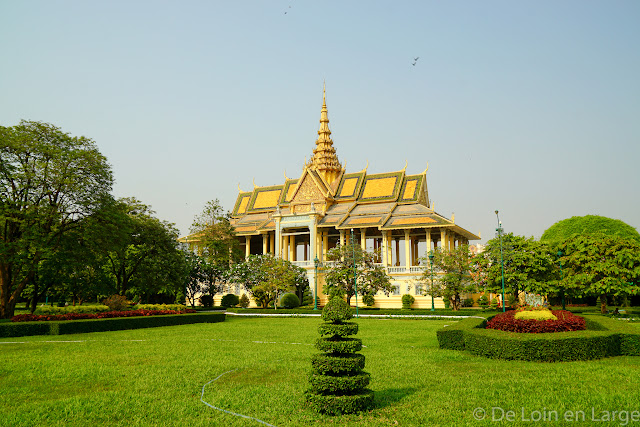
[404,229,411,267]
[360,228,367,252]
[289,235,296,261]
[262,234,268,254]
[310,221,317,261]
[426,229,432,254]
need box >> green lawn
[1,317,639,426]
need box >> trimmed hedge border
[437,315,640,362]
[0,312,226,338]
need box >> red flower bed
[12,309,197,323]
[486,310,586,333]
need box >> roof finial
[238,183,243,193]
[402,160,408,172]
[422,162,429,175]
[284,170,289,180]
[309,82,342,184]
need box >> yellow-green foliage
[515,310,557,321]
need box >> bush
[135,304,187,312]
[515,310,557,321]
[490,298,499,310]
[311,353,365,375]
[477,294,489,309]
[362,294,375,307]
[437,315,640,362]
[309,372,370,394]
[401,294,415,309]
[239,294,250,308]
[102,295,130,311]
[220,294,240,308]
[306,296,374,415]
[321,297,353,323]
[199,295,214,308]
[487,310,585,333]
[280,293,300,309]
[0,312,225,338]
[318,322,358,337]
[462,298,474,308]
[35,305,110,315]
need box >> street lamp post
[428,250,435,312]
[314,256,319,310]
[557,250,565,310]
[495,210,506,312]
[351,228,358,318]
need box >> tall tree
[228,254,305,308]
[0,121,112,318]
[324,241,393,306]
[559,234,640,314]
[103,197,181,297]
[421,245,476,311]
[474,233,556,302]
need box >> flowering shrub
[486,310,586,333]
[514,310,557,321]
[11,309,197,323]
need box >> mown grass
[1,317,639,426]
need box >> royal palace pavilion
[196,87,480,308]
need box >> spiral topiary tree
[305,296,374,415]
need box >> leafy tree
[324,242,393,306]
[541,215,640,244]
[228,254,306,308]
[103,197,182,297]
[190,199,242,268]
[420,245,476,311]
[0,121,112,318]
[559,234,640,314]
[474,233,557,302]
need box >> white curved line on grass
[200,370,277,427]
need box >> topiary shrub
[362,294,375,307]
[220,294,240,308]
[239,294,250,308]
[477,294,490,309]
[401,294,415,309]
[199,294,214,308]
[305,296,374,415]
[280,292,300,308]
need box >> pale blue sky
[2,1,639,242]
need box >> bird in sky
[412,57,419,66]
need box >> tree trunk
[600,294,608,314]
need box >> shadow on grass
[375,387,417,408]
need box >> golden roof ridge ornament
[238,183,243,193]
[309,83,342,185]
[284,170,289,181]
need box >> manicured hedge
[0,312,225,338]
[309,372,370,394]
[311,353,366,375]
[437,315,640,362]
[318,322,359,337]
[316,337,363,354]
[305,389,375,416]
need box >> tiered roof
[230,88,479,241]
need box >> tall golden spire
[310,83,342,184]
